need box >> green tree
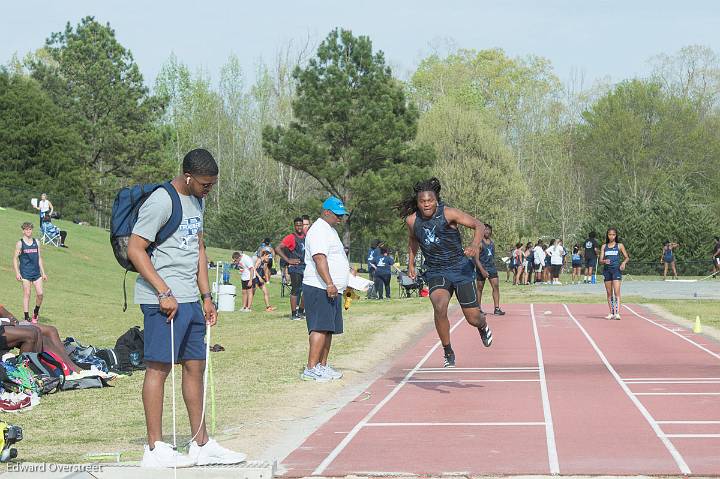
[30,16,170,225]
[262,28,434,245]
[0,69,85,217]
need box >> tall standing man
[275,218,307,320]
[300,197,350,382]
[583,231,600,283]
[128,149,245,468]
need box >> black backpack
[114,327,145,372]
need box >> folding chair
[396,270,422,298]
[280,275,291,298]
[40,220,61,247]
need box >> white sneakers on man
[188,438,247,465]
[316,364,343,379]
[140,441,196,468]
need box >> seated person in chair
[41,213,68,248]
[0,303,81,371]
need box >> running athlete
[13,222,47,324]
[474,225,506,315]
[583,231,599,283]
[713,237,720,277]
[661,241,679,280]
[600,228,629,320]
[400,178,493,368]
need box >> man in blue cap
[300,196,351,381]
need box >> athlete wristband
[157,289,174,300]
[200,292,212,300]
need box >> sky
[3,0,719,89]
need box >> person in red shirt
[275,218,307,320]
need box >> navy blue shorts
[477,268,498,281]
[572,261,582,268]
[603,268,622,282]
[141,302,207,364]
[425,260,478,308]
[584,256,597,268]
[304,285,343,334]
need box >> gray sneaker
[300,365,331,382]
[317,364,343,379]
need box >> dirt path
[219,304,436,469]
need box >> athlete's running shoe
[443,351,456,368]
[479,324,493,347]
[605,313,614,320]
[494,307,505,316]
[614,314,622,320]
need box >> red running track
[281,303,720,476]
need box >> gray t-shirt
[133,187,204,304]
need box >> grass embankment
[0,207,429,463]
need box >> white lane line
[414,366,538,373]
[623,305,720,361]
[563,304,691,475]
[665,434,720,438]
[626,381,720,384]
[531,303,560,475]
[657,421,720,424]
[414,370,539,374]
[365,422,545,427]
[407,379,540,383]
[624,377,720,381]
[634,392,720,396]
[311,315,466,475]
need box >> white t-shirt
[533,245,545,265]
[238,254,255,281]
[548,245,565,265]
[303,218,349,292]
[39,199,51,213]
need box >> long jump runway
[281,303,720,476]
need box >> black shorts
[426,276,479,309]
[304,285,343,334]
[551,264,562,277]
[584,256,597,268]
[290,272,304,296]
[241,279,253,290]
[477,269,499,282]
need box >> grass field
[0,206,717,463]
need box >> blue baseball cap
[322,196,348,216]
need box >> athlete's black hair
[663,240,669,246]
[398,177,442,218]
[589,231,597,239]
[515,242,522,248]
[301,215,310,221]
[380,247,388,255]
[484,223,492,231]
[605,227,622,244]
[293,217,303,224]
[549,238,556,246]
[182,148,218,176]
[573,244,579,254]
[526,242,533,249]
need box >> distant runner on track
[600,227,629,320]
[399,178,493,368]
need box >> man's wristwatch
[157,289,174,300]
[200,292,212,300]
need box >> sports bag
[114,327,145,372]
[96,349,120,372]
[109,182,182,311]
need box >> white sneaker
[140,441,196,468]
[614,314,622,320]
[189,438,246,465]
[240,308,251,313]
[605,313,614,320]
[317,364,343,379]
[300,365,331,382]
